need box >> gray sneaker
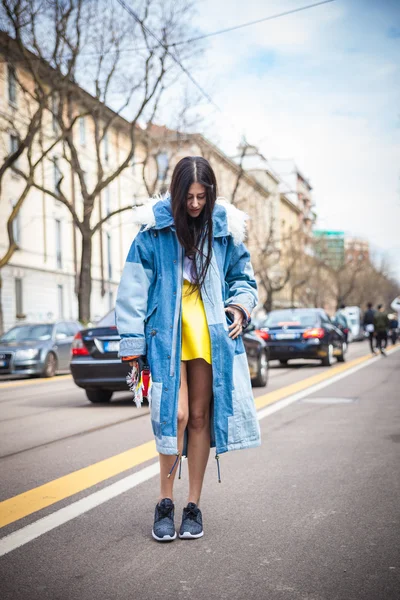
[152,498,177,542]
[179,502,204,539]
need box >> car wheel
[42,352,57,378]
[321,344,334,367]
[279,359,288,365]
[337,342,346,362]
[85,389,113,403]
[252,351,269,387]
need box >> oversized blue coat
[115,196,261,456]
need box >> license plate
[275,333,297,340]
[103,341,120,352]
[0,360,6,367]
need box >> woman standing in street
[116,156,260,541]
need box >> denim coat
[115,196,261,456]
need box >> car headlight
[15,348,40,361]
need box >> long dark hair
[170,156,217,290]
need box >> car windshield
[96,310,116,327]
[0,324,53,342]
[264,310,319,329]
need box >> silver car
[0,321,82,378]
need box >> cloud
[186,0,400,277]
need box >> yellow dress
[181,279,212,364]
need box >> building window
[107,233,112,280]
[156,152,169,181]
[9,134,19,170]
[108,289,113,311]
[15,278,23,317]
[57,285,64,319]
[51,93,59,133]
[104,131,109,163]
[105,185,111,216]
[10,133,19,155]
[55,219,62,269]
[79,117,86,146]
[8,64,17,106]
[53,157,62,192]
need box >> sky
[178,0,400,278]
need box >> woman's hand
[225,306,244,339]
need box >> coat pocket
[145,303,158,324]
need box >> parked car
[70,310,269,403]
[256,308,346,366]
[332,311,352,345]
[243,325,269,388]
[0,321,82,378]
[343,306,364,341]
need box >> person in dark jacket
[363,302,376,353]
[374,305,389,356]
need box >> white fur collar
[133,194,248,244]
[132,194,161,231]
[215,197,248,244]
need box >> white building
[0,42,150,331]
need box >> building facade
[0,34,317,331]
[0,39,153,331]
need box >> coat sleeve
[116,229,155,358]
[224,239,258,318]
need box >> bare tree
[317,238,369,309]
[343,256,400,310]
[230,138,250,207]
[0,11,82,331]
[1,0,200,323]
[141,88,203,197]
[253,209,304,312]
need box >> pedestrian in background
[116,156,260,542]
[363,302,376,354]
[374,304,389,356]
[391,296,400,323]
[388,313,398,345]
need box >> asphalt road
[0,342,399,600]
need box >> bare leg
[158,362,189,501]
[186,358,213,505]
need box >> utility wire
[0,0,337,62]
[170,0,337,48]
[116,0,220,111]
[115,0,337,148]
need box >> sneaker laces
[157,501,173,520]
[184,503,199,521]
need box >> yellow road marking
[1,347,398,529]
[0,441,157,529]
[0,374,72,389]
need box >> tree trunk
[263,290,273,313]
[0,271,4,335]
[78,234,92,324]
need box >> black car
[332,312,351,346]
[257,308,346,366]
[70,310,269,403]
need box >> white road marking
[0,463,160,557]
[257,352,388,421]
[0,345,399,557]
